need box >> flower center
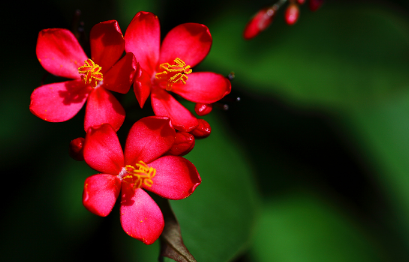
[155,58,192,91]
[118,161,156,189]
[78,59,103,88]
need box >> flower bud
[297,0,305,4]
[243,7,275,40]
[69,137,85,161]
[195,103,213,116]
[167,132,195,156]
[191,119,211,139]
[309,0,324,11]
[285,4,299,25]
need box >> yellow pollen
[122,161,156,189]
[155,58,192,91]
[78,59,103,88]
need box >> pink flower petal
[146,156,201,200]
[171,72,231,103]
[83,174,121,217]
[90,20,125,74]
[120,185,164,244]
[36,29,88,79]
[30,80,91,122]
[103,52,138,94]
[159,23,212,68]
[133,68,152,108]
[151,88,198,132]
[125,11,160,76]
[84,87,125,132]
[124,116,175,166]
[84,124,124,175]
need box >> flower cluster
[243,0,324,40]
[30,11,231,244]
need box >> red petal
[36,29,87,79]
[243,8,275,40]
[151,88,198,132]
[124,116,175,165]
[84,87,125,132]
[133,68,152,108]
[84,124,124,174]
[146,156,201,200]
[120,185,164,244]
[103,52,138,94]
[83,174,121,217]
[166,132,195,156]
[30,80,91,122]
[171,72,231,103]
[159,23,212,68]
[90,20,125,74]
[125,11,160,76]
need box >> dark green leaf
[251,190,388,262]
[345,90,409,247]
[170,113,260,262]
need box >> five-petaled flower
[30,20,138,131]
[82,117,201,244]
[124,11,231,132]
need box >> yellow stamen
[78,59,103,88]
[121,161,156,189]
[155,58,192,91]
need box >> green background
[1,0,409,261]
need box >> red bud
[191,119,211,139]
[243,7,275,40]
[167,132,195,156]
[309,0,324,11]
[285,4,299,25]
[69,137,85,161]
[195,103,213,116]
[297,0,305,4]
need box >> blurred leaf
[116,0,158,26]
[251,190,387,262]
[169,112,260,262]
[203,3,409,110]
[345,90,409,248]
[159,199,196,262]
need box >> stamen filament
[121,161,156,189]
[78,59,103,88]
[155,58,192,91]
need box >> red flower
[82,117,201,244]
[30,20,138,131]
[124,11,231,132]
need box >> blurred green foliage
[1,0,409,261]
